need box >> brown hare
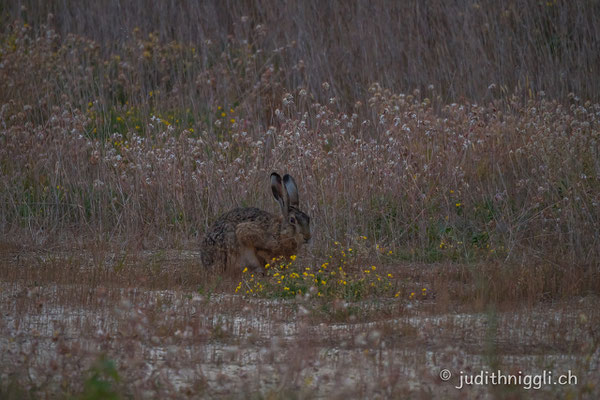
[201,173,311,271]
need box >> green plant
[80,356,121,400]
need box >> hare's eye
[289,216,296,224]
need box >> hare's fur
[201,173,311,271]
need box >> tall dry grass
[2,0,600,105]
[0,1,599,267]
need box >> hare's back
[220,207,274,225]
[205,207,273,240]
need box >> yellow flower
[456,202,462,207]
[284,287,290,291]
[371,265,376,270]
[230,118,235,124]
[290,255,297,261]
[361,236,367,240]
[221,112,226,117]
[242,267,248,273]
[387,273,393,278]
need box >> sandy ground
[2,268,599,399]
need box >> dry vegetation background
[1,0,599,264]
[1,0,600,398]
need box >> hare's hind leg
[236,222,279,250]
[237,246,263,271]
[235,222,279,271]
[236,222,278,254]
[255,250,272,266]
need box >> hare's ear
[271,172,288,215]
[283,174,299,207]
